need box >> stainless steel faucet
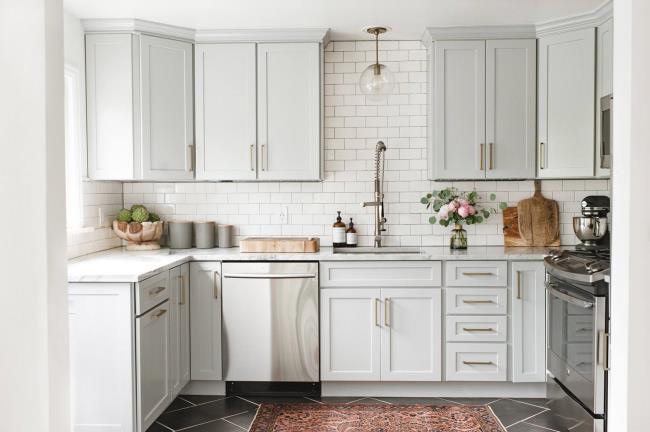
[361,141,387,247]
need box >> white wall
[0,0,69,431]
[125,41,609,248]
[610,0,650,429]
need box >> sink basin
[333,246,423,255]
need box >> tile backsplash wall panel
[117,40,607,248]
[67,180,122,258]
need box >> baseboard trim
[321,381,546,398]
[181,380,226,395]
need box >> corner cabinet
[511,261,546,382]
[537,28,596,178]
[430,39,536,180]
[86,33,194,181]
[195,42,322,181]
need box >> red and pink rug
[249,403,506,432]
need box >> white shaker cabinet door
[257,43,321,180]
[433,40,486,180]
[511,261,546,382]
[85,33,136,180]
[485,39,536,179]
[190,262,223,381]
[140,35,194,180]
[538,28,596,178]
[195,43,258,180]
[380,288,441,381]
[320,288,381,381]
[136,301,172,432]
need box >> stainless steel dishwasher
[221,262,319,384]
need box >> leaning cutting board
[503,181,560,247]
[240,237,320,253]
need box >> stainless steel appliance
[574,196,610,250]
[545,247,610,432]
[221,262,319,393]
[600,94,612,169]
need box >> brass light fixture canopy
[358,25,395,100]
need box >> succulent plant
[148,212,160,222]
[130,204,146,212]
[131,206,150,223]
[116,208,132,223]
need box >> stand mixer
[573,196,610,250]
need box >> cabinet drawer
[445,343,507,381]
[136,271,170,316]
[320,261,441,287]
[445,261,507,287]
[445,288,507,315]
[446,316,507,342]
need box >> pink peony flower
[458,198,469,207]
[458,205,470,218]
[438,204,450,220]
[468,205,476,215]
[448,200,458,212]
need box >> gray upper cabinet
[430,39,536,180]
[538,28,596,178]
[86,33,194,181]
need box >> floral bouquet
[420,188,506,248]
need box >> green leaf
[426,193,432,198]
[489,193,496,201]
[499,202,508,210]
[476,215,484,223]
[440,219,449,227]
[420,197,429,204]
[482,210,490,218]
[428,216,437,224]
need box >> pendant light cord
[374,29,380,75]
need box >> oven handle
[546,283,594,309]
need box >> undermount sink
[333,246,423,255]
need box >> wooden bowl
[113,220,164,250]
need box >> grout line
[368,397,392,405]
[505,410,553,429]
[162,396,229,414]
[236,395,261,407]
[222,417,247,431]
[505,398,551,411]
[177,396,197,406]
[345,397,367,404]
[303,396,325,404]
[154,421,175,431]
[487,398,503,405]
[520,421,560,432]
[221,410,252,420]
[176,419,221,432]
[438,398,469,405]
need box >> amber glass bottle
[346,218,358,247]
[332,211,346,247]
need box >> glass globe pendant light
[358,26,395,101]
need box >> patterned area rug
[249,403,506,432]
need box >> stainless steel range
[544,196,611,432]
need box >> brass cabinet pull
[261,144,267,171]
[213,271,220,299]
[249,144,255,171]
[540,142,545,169]
[153,308,167,319]
[462,327,495,332]
[489,143,494,170]
[187,145,195,172]
[462,299,494,304]
[516,271,522,300]
[463,360,494,366]
[374,298,380,327]
[384,298,391,327]
[462,272,494,276]
[148,286,165,296]
[480,143,485,170]
[178,275,186,305]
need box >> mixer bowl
[573,216,608,243]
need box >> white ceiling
[64,0,606,40]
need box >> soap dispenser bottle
[346,218,358,247]
[332,211,346,247]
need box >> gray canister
[168,221,193,249]
[193,221,215,249]
[217,224,234,248]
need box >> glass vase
[450,223,468,250]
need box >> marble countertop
[68,245,555,283]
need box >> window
[64,64,84,230]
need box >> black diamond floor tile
[440,397,500,405]
[164,397,194,413]
[222,410,258,429]
[146,422,171,432]
[183,419,244,431]
[488,399,547,428]
[525,409,580,431]
[509,398,552,409]
[507,421,559,431]
[156,397,257,431]
[179,395,227,405]
[236,395,317,405]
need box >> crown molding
[195,28,330,44]
[82,18,329,44]
[82,18,196,41]
[535,1,613,37]
[422,25,536,43]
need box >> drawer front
[446,316,507,342]
[445,343,507,381]
[445,261,507,287]
[136,271,170,316]
[445,288,507,315]
[320,261,441,287]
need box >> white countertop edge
[68,245,556,283]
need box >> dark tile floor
[149,395,579,431]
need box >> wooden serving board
[240,237,320,253]
[503,206,560,247]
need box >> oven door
[547,278,607,415]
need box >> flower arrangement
[420,188,507,249]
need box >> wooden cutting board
[503,181,560,247]
[240,237,320,253]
